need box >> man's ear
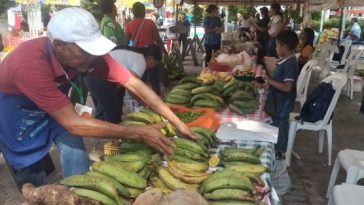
[52,39,67,52]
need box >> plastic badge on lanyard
[70,77,93,118]
[74,103,93,118]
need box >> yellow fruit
[209,155,220,168]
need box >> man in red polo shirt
[0,7,196,187]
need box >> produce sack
[170,106,220,132]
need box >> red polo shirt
[125,18,157,48]
[0,37,131,113]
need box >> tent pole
[194,0,197,37]
[320,9,324,32]
[339,7,348,45]
[176,4,179,23]
[337,7,345,46]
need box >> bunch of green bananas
[197,147,269,204]
[163,50,185,80]
[168,137,210,163]
[166,76,227,111]
[191,127,218,149]
[200,169,259,205]
[165,76,201,107]
[225,81,260,116]
[122,108,175,137]
[190,81,225,111]
[62,151,164,203]
[220,147,268,176]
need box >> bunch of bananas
[122,109,175,137]
[197,70,232,84]
[149,127,216,194]
[189,81,225,111]
[168,137,210,163]
[198,147,269,205]
[61,149,163,204]
[220,147,267,176]
[165,77,201,107]
[200,169,258,205]
[228,82,260,116]
[163,50,185,80]
[151,160,211,193]
[61,161,146,205]
[220,79,260,116]
[191,127,218,149]
[165,76,226,111]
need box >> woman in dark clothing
[203,5,223,67]
[253,7,270,54]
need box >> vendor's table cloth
[217,88,270,124]
[216,140,280,205]
[215,89,280,205]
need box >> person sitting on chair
[348,18,361,42]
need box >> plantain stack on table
[201,147,269,205]
[165,76,225,111]
[122,108,175,137]
[55,106,272,205]
[165,76,260,116]
[60,109,167,205]
[150,127,218,193]
[223,80,260,116]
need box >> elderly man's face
[53,41,98,72]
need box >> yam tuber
[22,183,100,205]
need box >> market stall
[19,42,282,204]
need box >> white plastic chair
[331,50,363,100]
[330,40,352,68]
[286,73,347,167]
[326,149,364,198]
[312,43,338,80]
[296,59,317,109]
[328,183,364,205]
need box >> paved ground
[0,52,363,205]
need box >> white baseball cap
[47,7,116,56]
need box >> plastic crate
[207,62,232,72]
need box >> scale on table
[216,120,278,144]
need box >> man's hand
[137,123,176,155]
[174,122,199,141]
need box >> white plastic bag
[271,159,292,195]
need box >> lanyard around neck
[70,75,84,105]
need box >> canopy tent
[184,0,363,10]
[15,0,79,6]
[117,0,153,8]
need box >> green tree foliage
[283,4,302,25]
[191,5,204,25]
[0,0,16,18]
[311,11,321,21]
[80,0,103,22]
[312,17,341,31]
[228,6,256,22]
